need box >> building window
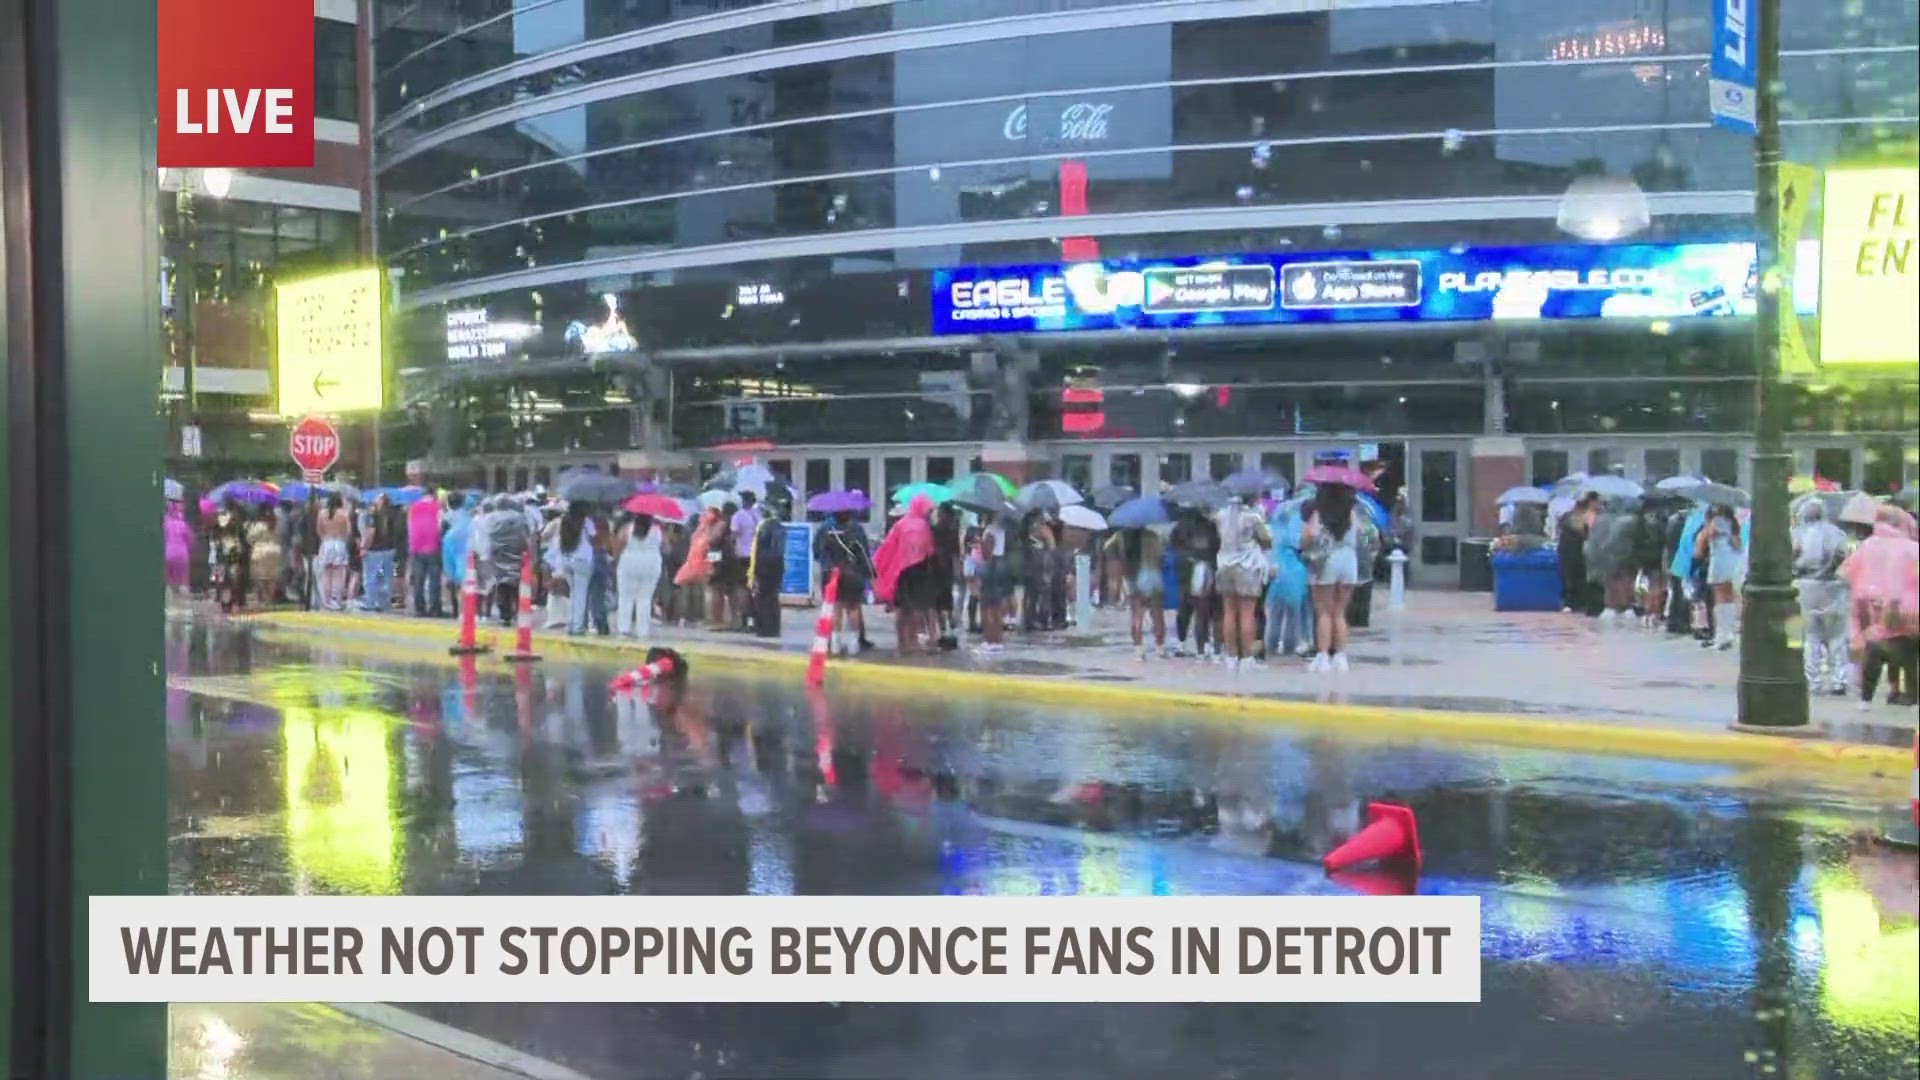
[884,456,911,499]
[1645,448,1680,482]
[804,458,830,498]
[1587,447,1622,476]
[1420,536,1459,565]
[1702,448,1740,485]
[844,458,871,502]
[1060,454,1092,491]
[1208,452,1241,482]
[1813,447,1853,489]
[1158,453,1191,486]
[1261,452,1295,490]
[1419,450,1458,523]
[1109,454,1141,491]
[927,456,955,485]
[1531,450,1569,487]
[316,20,358,122]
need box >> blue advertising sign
[930,241,1819,335]
[1709,0,1758,135]
[780,522,815,600]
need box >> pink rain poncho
[1840,505,1920,650]
[871,494,935,605]
[164,503,192,588]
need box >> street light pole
[1735,0,1811,730]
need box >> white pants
[615,552,662,638]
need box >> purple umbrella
[807,489,872,514]
[210,480,280,506]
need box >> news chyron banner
[91,896,1481,1004]
[1819,166,1919,369]
[158,0,314,168]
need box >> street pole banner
[91,895,1480,1003]
[1709,0,1758,135]
[1775,163,1819,379]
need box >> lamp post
[1734,0,1811,731]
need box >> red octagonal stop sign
[289,415,340,478]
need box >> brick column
[1468,436,1526,536]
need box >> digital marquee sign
[930,242,1820,335]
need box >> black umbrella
[556,468,636,505]
[1221,467,1283,499]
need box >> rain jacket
[1792,501,1851,621]
[441,508,473,584]
[1669,508,1751,583]
[674,510,720,586]
[1264,505,1310,609]
[480,506,530,583]
[1583,508,1638,581]
[872,494,936,604]
[1841,507,1920,649]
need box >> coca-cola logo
[1003,102,1114,143]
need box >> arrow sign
[313,372,339,399]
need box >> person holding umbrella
[1169,506,1220,659]
[1695,502,1745,650]
[816,509,875,655]
[1792,498,1853,695]
[614,499,670,639]
[931,502,963,649]
[164,493,192,600]
[1214,491,1273,672]
[1106,520,1168,660]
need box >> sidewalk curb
[239,609,1912,780]
[326,1003,599,1080]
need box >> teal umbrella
[891,482,951,506]
[950,471,1016,498]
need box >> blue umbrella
[1357,491,1390,529]
[390,485,429,507]
[210,480,278,506]
[1109,496,1172,529]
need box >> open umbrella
[807,490,871,515]
[1791,491,1852,522]
[1017,479,1084,511]
[1221,467,1284,500]
[1090,483,1136,509]
[1302,463,1375,492]
[557,468,635,505]
[389,485,430,507]
[621,492,691,523]
[210,480,278,506]
[1675,481,1749,508]
[163,478,184,501]
[1356,491,1391,529]
[1059,504,1108,532]
[708,463,780,498]
[698,488,742,511]
[1551,472,1592,496]
[891,482,951,506]
[1576,474,1644,500]
[1655,475,1708,491]
[950,471,1016,498]
[1166,480,1229,510]
[1496,485,1550,506]
[1109,496,1172,529]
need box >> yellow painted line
[240,609,1913,780]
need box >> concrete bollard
[1074,553,1093,628]
[1388,550,1409,612]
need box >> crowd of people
[1537,481,1918,710]
[166,468,1415,680]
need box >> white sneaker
[1856,699,1871,712]
[1225,657,1241,675]
[1135,645,1148,661]
[1331,653,1351,673]
[1159,643,1176,659]
[1294,644,1314,659]
[1598,609,1617,628]
[1245,658,1267,672]
[1308,653,1330,673]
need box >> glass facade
[371,0,1918,481]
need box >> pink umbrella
[621,492,691,523]
[1303,463,1376,492]
[198,497,218,517]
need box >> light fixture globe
[1556,174,1650,242]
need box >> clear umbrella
[1495,485,1551,506]
[1675,481,1749,508]
[1058,504,1108,531]
[1016,479,1084,511]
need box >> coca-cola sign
[1003,102,1114,143]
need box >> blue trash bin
[1492,547,1563,612]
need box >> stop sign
[289,415,341,477]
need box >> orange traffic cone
[611,647,686,691]
[806,570,842,688]
[450,549,491,656]
[1327,866,1419,896]
[505,549,541,663]
[1322,802,1422,872]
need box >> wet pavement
[167,616,1919,1080]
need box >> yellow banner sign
[1819,167,1918,367]
[276,267,384,416]
[1777,163,1818,379]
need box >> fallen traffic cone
[450,549,492,656]
[1327,865,1419,897]
[611,646,687,691]
[505,548,541,663]
[1322,802,1422,872]
[806,569,842,688]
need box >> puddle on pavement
[163,617,1919,1080]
